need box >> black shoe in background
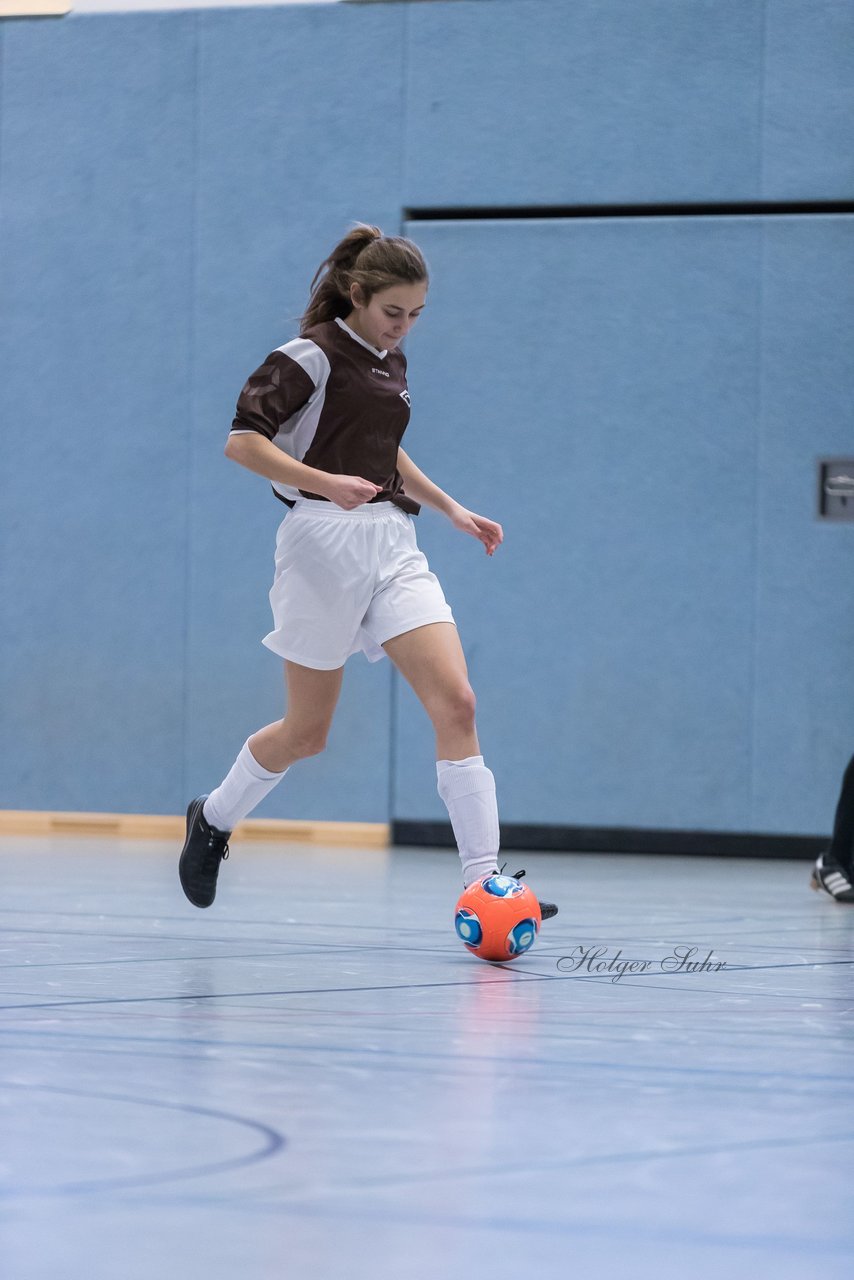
[810,852,854,904]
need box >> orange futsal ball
[454,874,542,962]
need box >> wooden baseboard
[0,810,389,847]
[0,1,71,16]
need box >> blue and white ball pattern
[482,874,525,898]
[506,918,538,956]
[455,907,483,948]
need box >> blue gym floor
[1,837,852,1280]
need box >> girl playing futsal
[178,223,557,920]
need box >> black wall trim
[392,821,825,860]
[405,201,854,222]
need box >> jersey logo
[399,390,411,407]
[371,367,390,378]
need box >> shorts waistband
[291,498,404,520]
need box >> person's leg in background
[811,752,854,903]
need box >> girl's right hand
[321,475,384,510]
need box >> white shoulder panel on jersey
[268,338,332,504]
[275,336,331,390]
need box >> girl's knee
[275,719,329,760]
[433,683,477,729]
[291,733,329,760]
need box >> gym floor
[1,837,852,1280]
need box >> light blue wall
[1,1,852,835]
[184,7,407,820]
[751,216,854,832]
[394,214,854,836]
[404,0,854,205]
[395,217,761,832]
[405,0,766,206]
[0,16,198,814]
[0,7,406,819]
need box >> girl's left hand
[448,505,504,556]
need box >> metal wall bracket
[817,458,854,522]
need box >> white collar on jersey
[334,316,388,360]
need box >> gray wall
[1,1,852,836]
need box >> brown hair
[299,223,429,334]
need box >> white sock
[203,740,289,832]
[436,755,500,887]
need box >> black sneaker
[179,795,231,908]
[810,852,854,903]
[500,864,559,921]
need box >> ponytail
[300,223,428,333]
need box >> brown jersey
[229,316,420,515]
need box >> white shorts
[262,498,456,670]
